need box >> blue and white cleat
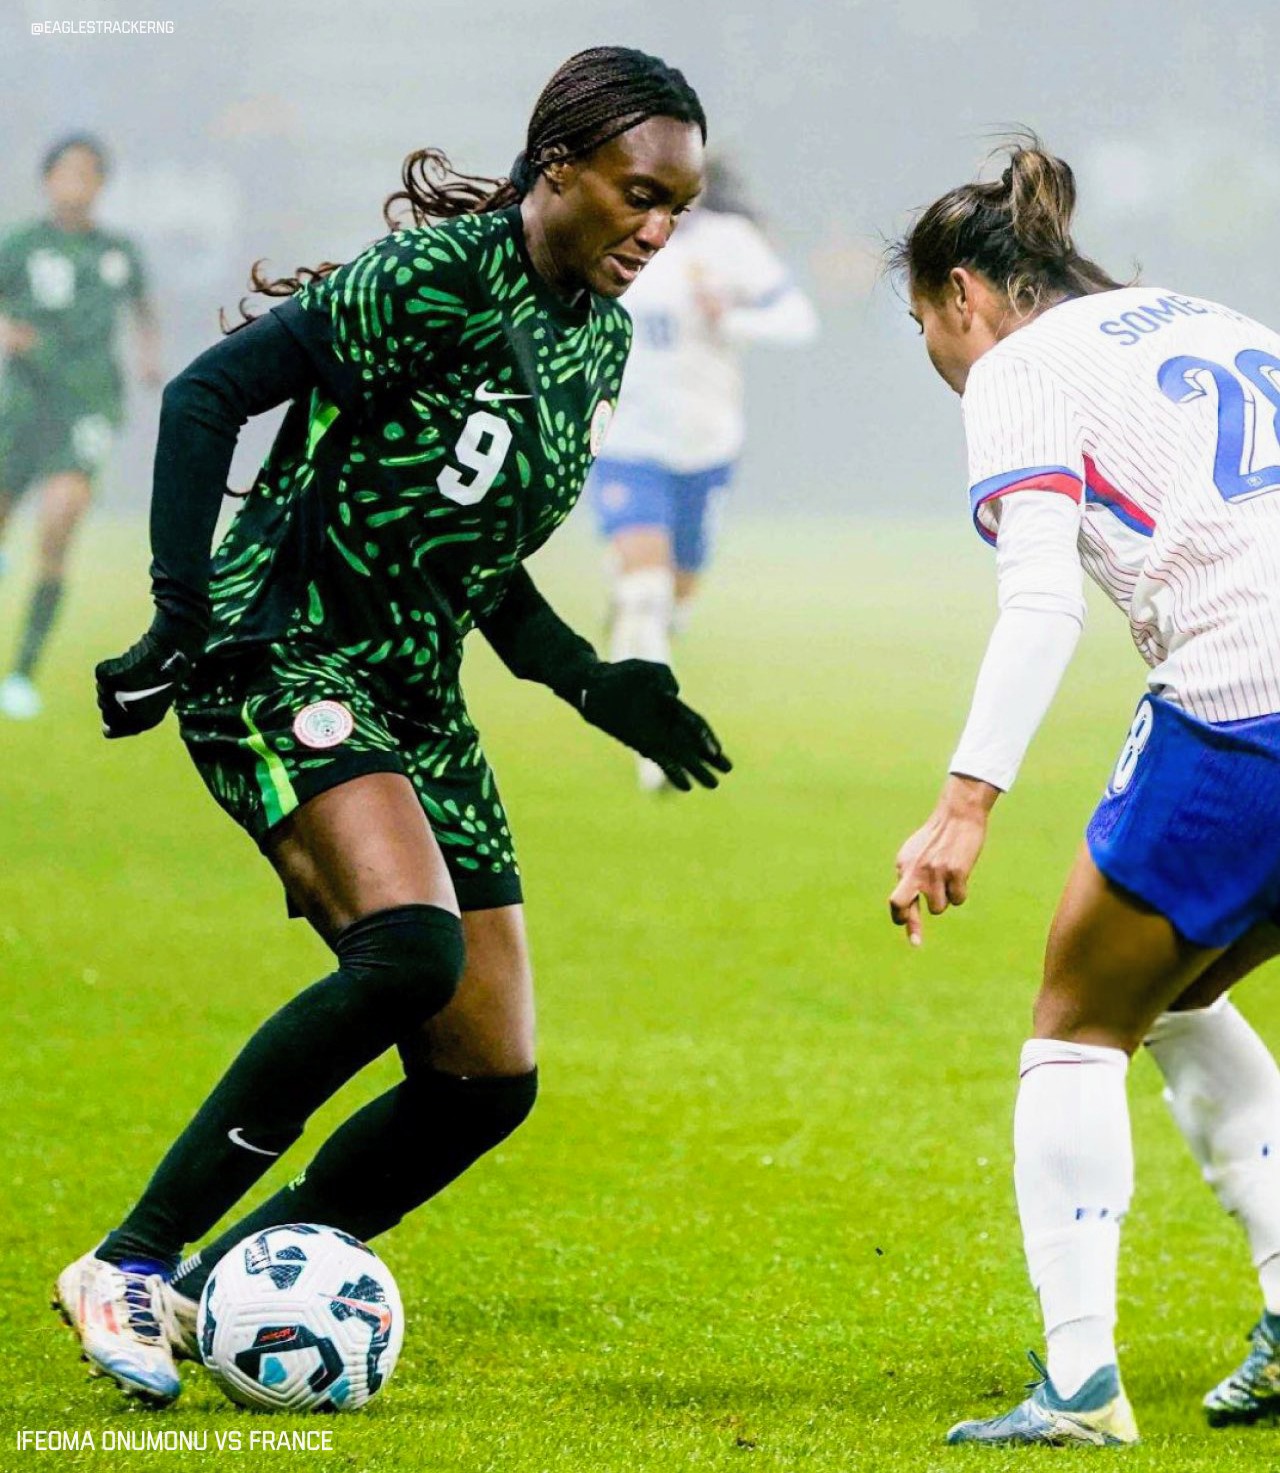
[0,673,42,720]
[54,1252,182,1404]
[946,1353,1139,1447]
[1204,1312,1280,1426]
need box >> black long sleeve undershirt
[148,304,331,646]
[148,301,600,695]
[477,565,601,702]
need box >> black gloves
[479,567,731,791]
[573,659,732,791]
[95,616,203,738]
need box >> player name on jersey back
[963,287,1280,723]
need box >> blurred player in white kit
[589,159,817,787]
[889,141,1280,1447]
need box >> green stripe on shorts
[241,700,297,826]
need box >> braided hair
[237,47,705,318]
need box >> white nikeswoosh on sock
[227,1127,279,1157]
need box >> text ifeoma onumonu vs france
[16,1428,334,1451]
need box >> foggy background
[3,0,1278,515]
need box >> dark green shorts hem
[0,406,116,493]
[257,747,526,912]
[177,643,523,915]
[249,749,405,852]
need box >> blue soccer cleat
[54,1251,182,1404]
[1204,1312,1280,1426]
[946,1352,1139,1447]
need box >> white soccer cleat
[153,1278,201,1362]
[54,1252,182,1404]
[946,1354,1139,1447]
[1204,1313,1280,1425]
[637,756,671,793]
[0,673,41,720]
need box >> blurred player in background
[589,157,816,788]
[889,143,1280,1446]
[0,135,159,719]
[59,47,729,1407]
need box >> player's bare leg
[950,847,1221,1446]
[609,525,676,789]
[2,470,92,718]
[673,566,701,637]
[1033,847,1218,1047]
[161,783,537,1320]
[267,771,459,938]
[1141,922,1280,1424]
[405,904,536,1077]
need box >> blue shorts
[589,458,734,573]
[1087,694,1280,948]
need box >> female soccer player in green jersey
[58,47,728,1404]
[0,135,160,719]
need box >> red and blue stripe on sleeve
[968,465,1083,545]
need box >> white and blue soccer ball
[197,1223,404,1412]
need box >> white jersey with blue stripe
[962,287,1280,722]
[602,208,817,473]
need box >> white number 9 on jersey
[436,410,513,507]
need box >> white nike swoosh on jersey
[475,381,531,402]
[227,1127,280,1157]
[114,682,173,708]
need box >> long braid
[231,46,704,326]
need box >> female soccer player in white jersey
[589,159,817,787]
[888,143,1280,1447]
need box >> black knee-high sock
[15,577,64,677]
[172,1068,537,1300]
[97,905,463,1268]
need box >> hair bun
[1006,146,1077,262]
[889,134,1121,311]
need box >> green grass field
[3,514,1279,1472]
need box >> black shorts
[0,392,116,494]
[176,641,522,913]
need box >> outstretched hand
[889,776,999,945]
[578,659,732,792]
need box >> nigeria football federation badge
[589,398,614,456]
[293,700,355,749]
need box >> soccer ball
[197,1223,404,1412]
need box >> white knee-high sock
[1145,998,1280,1312]
[609,566,674,666]
[1015,1039,1133,1398]
[670,593,695,640]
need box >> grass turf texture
[2,514,1277,1472]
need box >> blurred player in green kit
[0,135,160,718]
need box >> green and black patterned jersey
[0,219,147,420]
[204,205,631,709]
